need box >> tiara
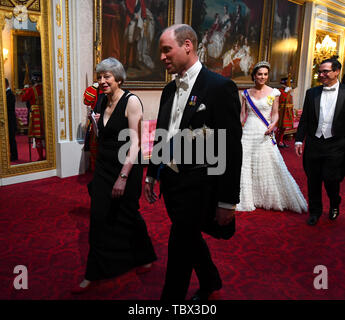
[253,61,271,70]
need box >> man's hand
[295,144,303,157]
[215,207,235,226]
[144,181,158,204]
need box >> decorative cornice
[314,0,345,17]
[0,0,40,12]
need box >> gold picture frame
[94,0,175,89]
[268,0,305,87]
[183,0,269,86]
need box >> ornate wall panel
[0,0,56,178]
[52,0,72,142]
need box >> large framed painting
[94,0,175,89]
[184,0,268,85]
[269,0,305,86]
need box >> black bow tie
[323,87,336,91]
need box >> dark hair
[5,78,9,87]
[31,72,42,84]
[280,77,287,85]
[320,58,342,71]
[251,65,270,81]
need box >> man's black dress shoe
[190,289,214,301]
[329,207,339,220]
[307,215,319,226]
[190,284,222,301]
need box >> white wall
[54,0,94,178]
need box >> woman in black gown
[72,57,156,293]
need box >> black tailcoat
[147,66,242,299]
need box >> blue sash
[243,89,276,145]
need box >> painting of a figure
[101,0,172,86]
[270,0,303,84]
[16,33,41,89]
[189,0,265,83]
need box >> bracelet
[119,172,128,179]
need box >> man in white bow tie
[144,24,242,300]
[296,58,345,225]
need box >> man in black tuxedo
[295,58,345,225]
[5,78,18,161]
[144,24,242,300]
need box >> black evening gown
[85,90,157,281]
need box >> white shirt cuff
[145,176,155,184]
[218,202,236,210]
[295,142,303,145]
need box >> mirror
[9,28,44,164]
[0,2,55,178]
[311,31,339,88]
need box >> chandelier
[314,35,337,64]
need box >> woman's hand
[265,123,275,135]
[93,113,100,123]
[111,176,126,198]
[266,95,279,135]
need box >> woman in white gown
[237,61,307,213]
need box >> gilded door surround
[0,0,56,178]
[53,0,72,143]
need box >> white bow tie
[323,86,336,91]
[175,74,189,89]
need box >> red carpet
[0,145,345,300]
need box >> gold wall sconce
[2,48,8,62]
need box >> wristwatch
[119,172,128,179]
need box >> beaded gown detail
[237,88,308,213]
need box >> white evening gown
[237,88,308,213]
